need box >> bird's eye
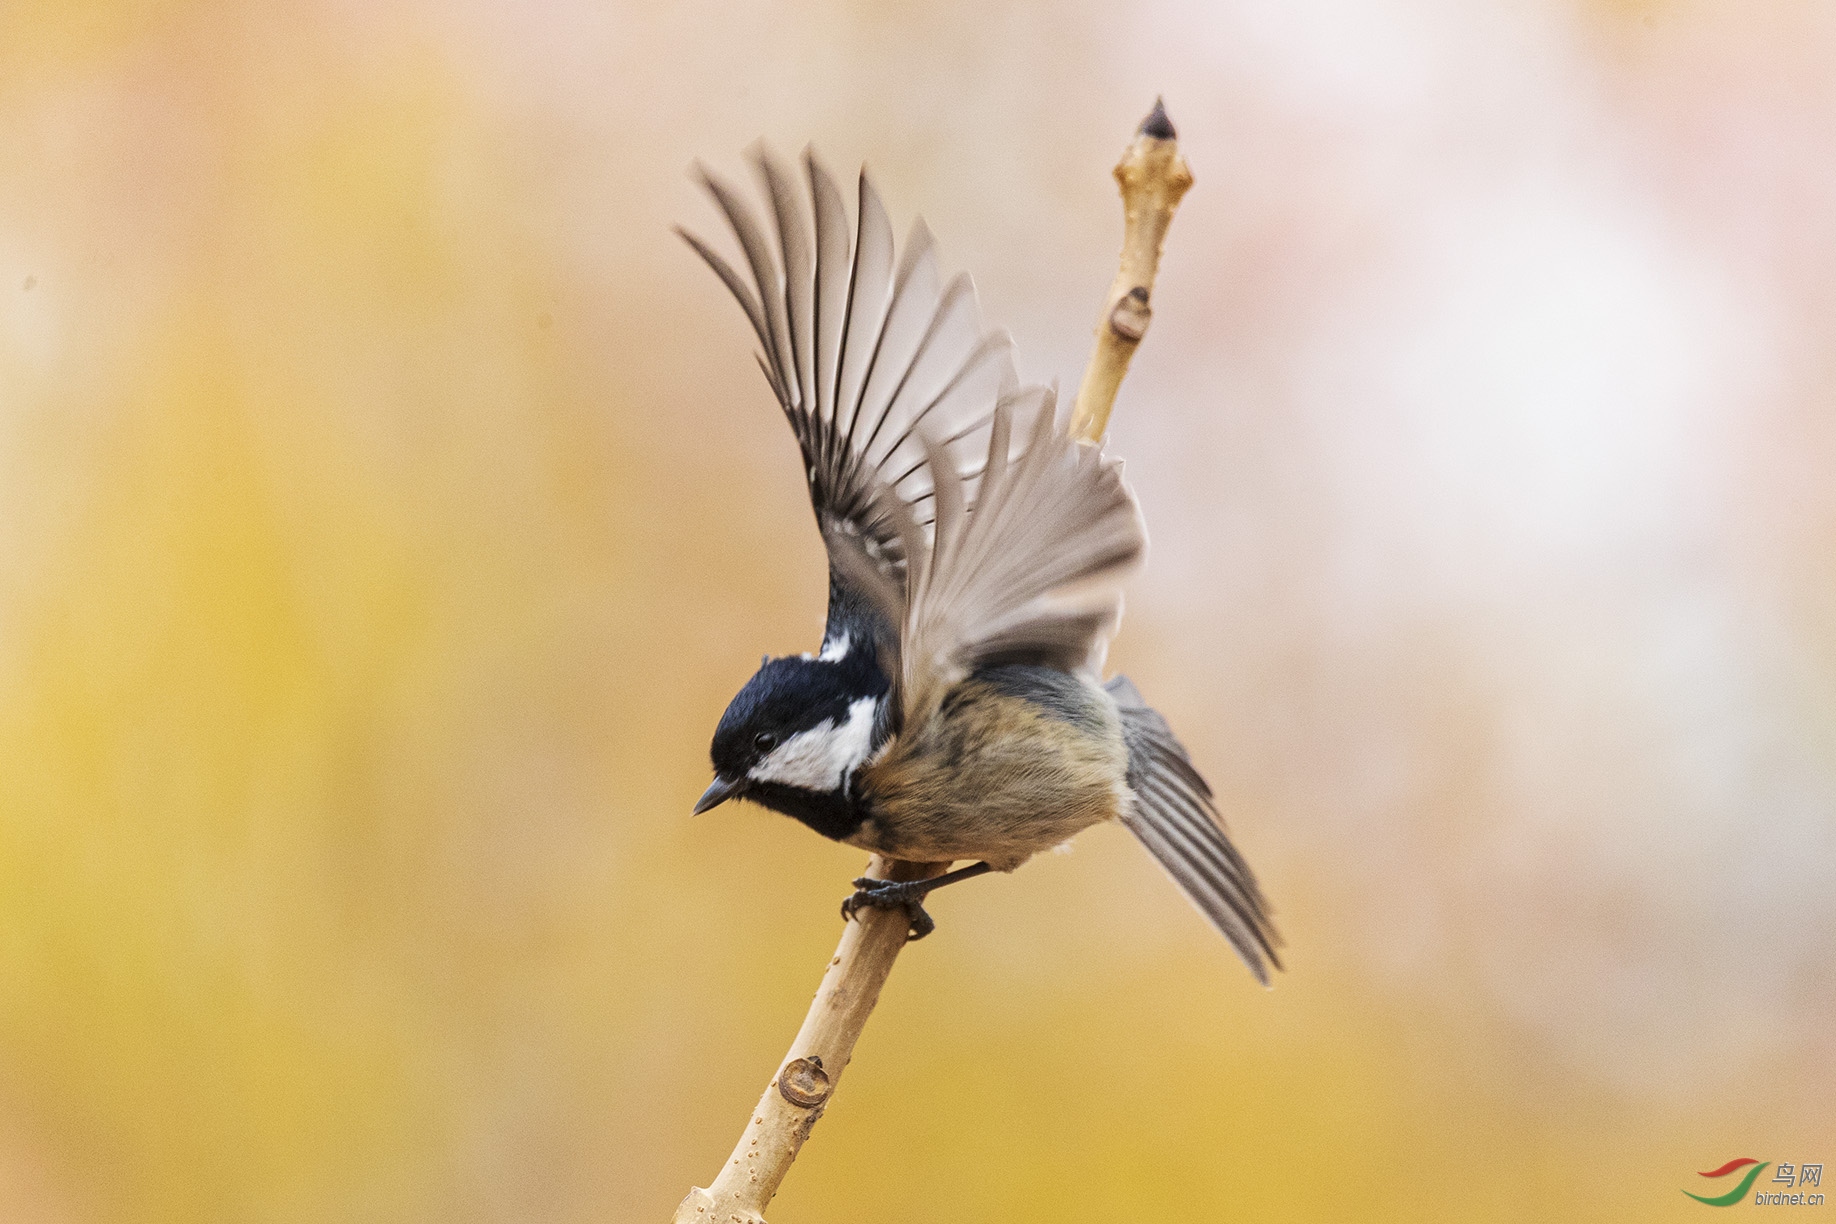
[753,732,777,753]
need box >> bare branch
[670,858,944,1224]
[1069,98,1194,445]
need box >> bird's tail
[1106,676,1282,985]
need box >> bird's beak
[693,775,742,815]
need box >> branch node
[1109,287,1151,341]
[776,1057,833,1108]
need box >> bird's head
[695,654,884,834]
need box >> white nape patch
[748,696,878,792]
[818,632,851,663]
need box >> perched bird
[681,147,1280,982]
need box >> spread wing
[834,389,1147,725]
[680,147,1032,651]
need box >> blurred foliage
[1,0,1831,1221]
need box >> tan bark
[668,858,943,1224]
[1069,98,1194,445]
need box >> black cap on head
[707,656,862,783]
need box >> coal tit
[681,149,1279,982]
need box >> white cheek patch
[748,696,878,792]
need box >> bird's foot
[840,877,936,940]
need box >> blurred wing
[680,147,1030,644]
[1107,676,1282,985]
[887,389,1146,720]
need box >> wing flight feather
[845,389,1146,722]
[682,147,1037,645]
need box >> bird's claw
[840,876,936,940]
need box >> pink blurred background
[1,1,1831,1220]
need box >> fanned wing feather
[806,158,851,448]
[689,166,797,406]
[756,154,815,419]
[1107,676,1282,984]
[682,147,1034,633]
[889,389,1146,718]
[835,174,895,449]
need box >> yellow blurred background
[1,1,1831,1220]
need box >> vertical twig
[670,100,1193,1223]
[1069,98,1194,445]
